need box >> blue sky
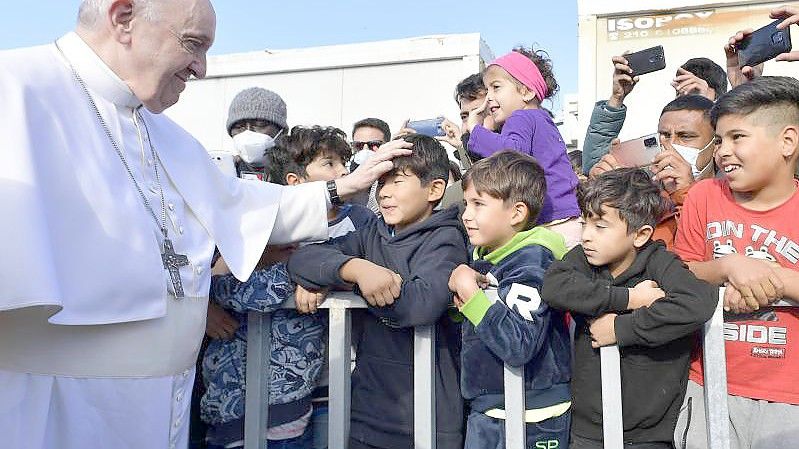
[0,1,578,110]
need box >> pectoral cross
[162,238,189,298]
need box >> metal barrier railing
[243,292,529,449]
[600,287,731,449]
[245,287,738,449]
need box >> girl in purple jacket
[466,46,581,248]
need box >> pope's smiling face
[127,0,216,113]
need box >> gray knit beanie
[226,87,288,136]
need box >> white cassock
[0,33,330,449]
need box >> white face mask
[232,129,281,165]
[671,139,714,179]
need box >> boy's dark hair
[267,125,352,185]
[462,151,546,230]
[661,94,714,118]
[352,118,391,142]
[448,160,463,182]
[680,57,728,97]
[383,134,450,188]
[578,168,667,233]
[454,73,486,105]
[567,150,583,172]
[710,76,799,129]
[511,46,559,100]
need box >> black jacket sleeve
[367,227,468,328]
[614,249,717,348]
[542,245,631,316]
[286,227,367,290]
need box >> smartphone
[407,117,446,137]
[625,45,666,76]
[612,133,661,168]
[209,151,237,177]
[738,19,792,67]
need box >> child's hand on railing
[448,264,484,309]
[295,285,328,314]
[340,258,402,307]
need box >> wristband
[327,180,342,206]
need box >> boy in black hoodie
[287,134,468,449]
[542,168,717,448]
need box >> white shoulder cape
[0,39,326,325]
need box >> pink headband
[490,51,548,101]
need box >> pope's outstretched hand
[334,139,412,197]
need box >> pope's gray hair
[77,0,162,28]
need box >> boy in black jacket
[542,168,717,448]
[448,151,572,449]
[287,134,468,449]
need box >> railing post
[504,364,526,449]
[245,311,272,449]
[413,325,436,449]
[600,345,623,449]
[702,288,730,449]
[328,304,353,448]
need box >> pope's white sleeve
[267,181,330,245]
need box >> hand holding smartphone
[611,133,662,168]
[625,46,666,76]
[406,117,446,137]
[737,19,792,67]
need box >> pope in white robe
[0,1,409,448]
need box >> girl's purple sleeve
[467,113,534,157]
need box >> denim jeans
[464,410,570,449]
[206,424,313,449]
[312,402,328,449]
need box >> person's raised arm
[725,28,764,88]
[608,54,638,109]
[582,54,635,172]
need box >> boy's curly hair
[267,125,352,185]
[511,45,559,100]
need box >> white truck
[166,33,494,157]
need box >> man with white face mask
[227,87,288,178]
[649,95,717,197]
[589,95,716,249]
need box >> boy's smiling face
[461,183,527,252]
[377,169,444,233]
[714,112,798,202]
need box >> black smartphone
[738,19,792,67]
[625,45,666,76]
